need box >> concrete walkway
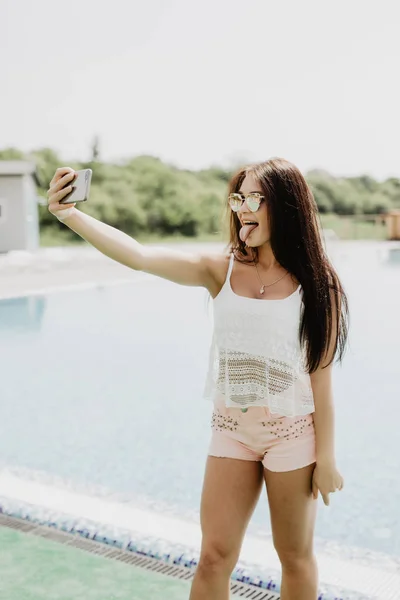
[0,246,142,299]
[0,243,225,300]
[1,239,398,300]
[2,470,400,600]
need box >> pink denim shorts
[209,396,316,472]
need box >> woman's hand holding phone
[48,167,92,221]
[47,168,77,221]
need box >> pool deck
[1,470,400,600]
[0,246,151,299]
[0,243,231,300]
[1,240,398,300]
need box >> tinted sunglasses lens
[246,195,261,212]
[229,194,242,212]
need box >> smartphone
[59,169,92,204]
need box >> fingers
[48,171,75,197]
[323,483,343,506]
[312,481,319,500]
[314,479,344,506]
[47,169,77,211]
[47,167,79,217]
[49,167,75,187]
[49,185,73,205]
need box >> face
[233,173,270,248]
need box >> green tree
[1,145,397,243]
[0,148,26,160]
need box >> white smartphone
[59,169,92,204]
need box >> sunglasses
[228,192,265,213]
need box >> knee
[275,545,315,574]
[197,542,238,577]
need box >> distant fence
[384,209,400,240]
[322,211,400,241]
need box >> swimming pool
[0,241,399,563]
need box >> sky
[1,0,399,179]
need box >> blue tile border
[0,496,373,600]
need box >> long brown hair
[226,157,349,373]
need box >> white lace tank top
[204,254,315,417]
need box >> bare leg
[264,463,318,600]
[189,457,263,600]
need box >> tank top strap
[225,252,235,283]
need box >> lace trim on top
[204,254,315,417]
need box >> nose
[237,199,248,215]
[237,200,254,219]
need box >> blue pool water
[0,241,399,557]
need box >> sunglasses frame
[228,192,265,213]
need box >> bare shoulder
[201,251,231,298]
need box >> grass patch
[0,527,190,600]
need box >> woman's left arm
[311,364,336,465]
[310,290,344,506]
[311,366,344,505]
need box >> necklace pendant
[259,285,265,295]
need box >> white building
[0,161,41,253]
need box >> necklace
[254,262,289,295]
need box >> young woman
[47,158,348,600]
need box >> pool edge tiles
[0,509,362,600]
[0,474,384,600]
[0,473,386,600]
[0,506,285,597]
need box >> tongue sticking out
[239,223,258,243]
